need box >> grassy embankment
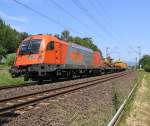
[117,71,150,126]
[0,64,9,68]
[0,65,25,86]
[112,70,142,114]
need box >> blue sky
[0,0,150,62]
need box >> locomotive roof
[68,42,93,53]
[23,34,94,53]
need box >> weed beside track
[117,71,150,126]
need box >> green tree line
[139,55,150,72]
[0,19,101,61]
[0,18,28,58]
[55,30,100,52]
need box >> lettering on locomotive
[70,51,84,64]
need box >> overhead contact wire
[13,0,81,35]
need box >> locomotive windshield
[19,39,41,55]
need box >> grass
[117,71,147,126]
[0,70,25,86]
[0,64,9,68]
[112,86,121,112]
[0,63,25,86]
[143,74,150,101]
[112,70,140,115]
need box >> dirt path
[121,73,150,126]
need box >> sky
[0,0,150,63]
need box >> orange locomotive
[10,34,106,81]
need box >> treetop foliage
[0,19,101,59]
[139,55,150,72]
[55,30,101,52]
[0,18,28,58]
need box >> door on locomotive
[55,41,61,64]
[45,41,56,64]
[45,40,65,65]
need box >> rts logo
[70,51,84,64]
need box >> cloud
[20,0,30,3]
[0,10,28,23]
[11,25,26,32]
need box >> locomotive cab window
[47,41,54,50]
[19,39,42,55]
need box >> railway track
[0,80,61,91]
[0,83,34,91]
[0,72,127,91]
[0,81,51,91]
[0,74,108,91]
[0,72,128,116]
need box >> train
[10,34,128,81]
[114,60,128,71]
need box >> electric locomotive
[10,34,105,81]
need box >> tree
[143,64,150,72]
[54,34,60,39]
[0,18,28,57]
[57,30,100,52]
[139,55,150,72]
[61,30,70,41]
[16,32,28,46]
[0,18,101,60]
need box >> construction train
[10,34,128,81]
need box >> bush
[143,64,150,72]
[5,53,16,66]
[140,55,150,72]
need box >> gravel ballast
[0,72,126,100]
[0,71,138,126]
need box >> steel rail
[0,72,128,103]
[0,72,128,115]
[0,83,34,91]
[0,71,128,91]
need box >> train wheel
[24,76,29,81]
[38,78,43,83]
[67,71,73,80]
[51,72,58,82]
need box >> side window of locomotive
[47,41,54,50]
